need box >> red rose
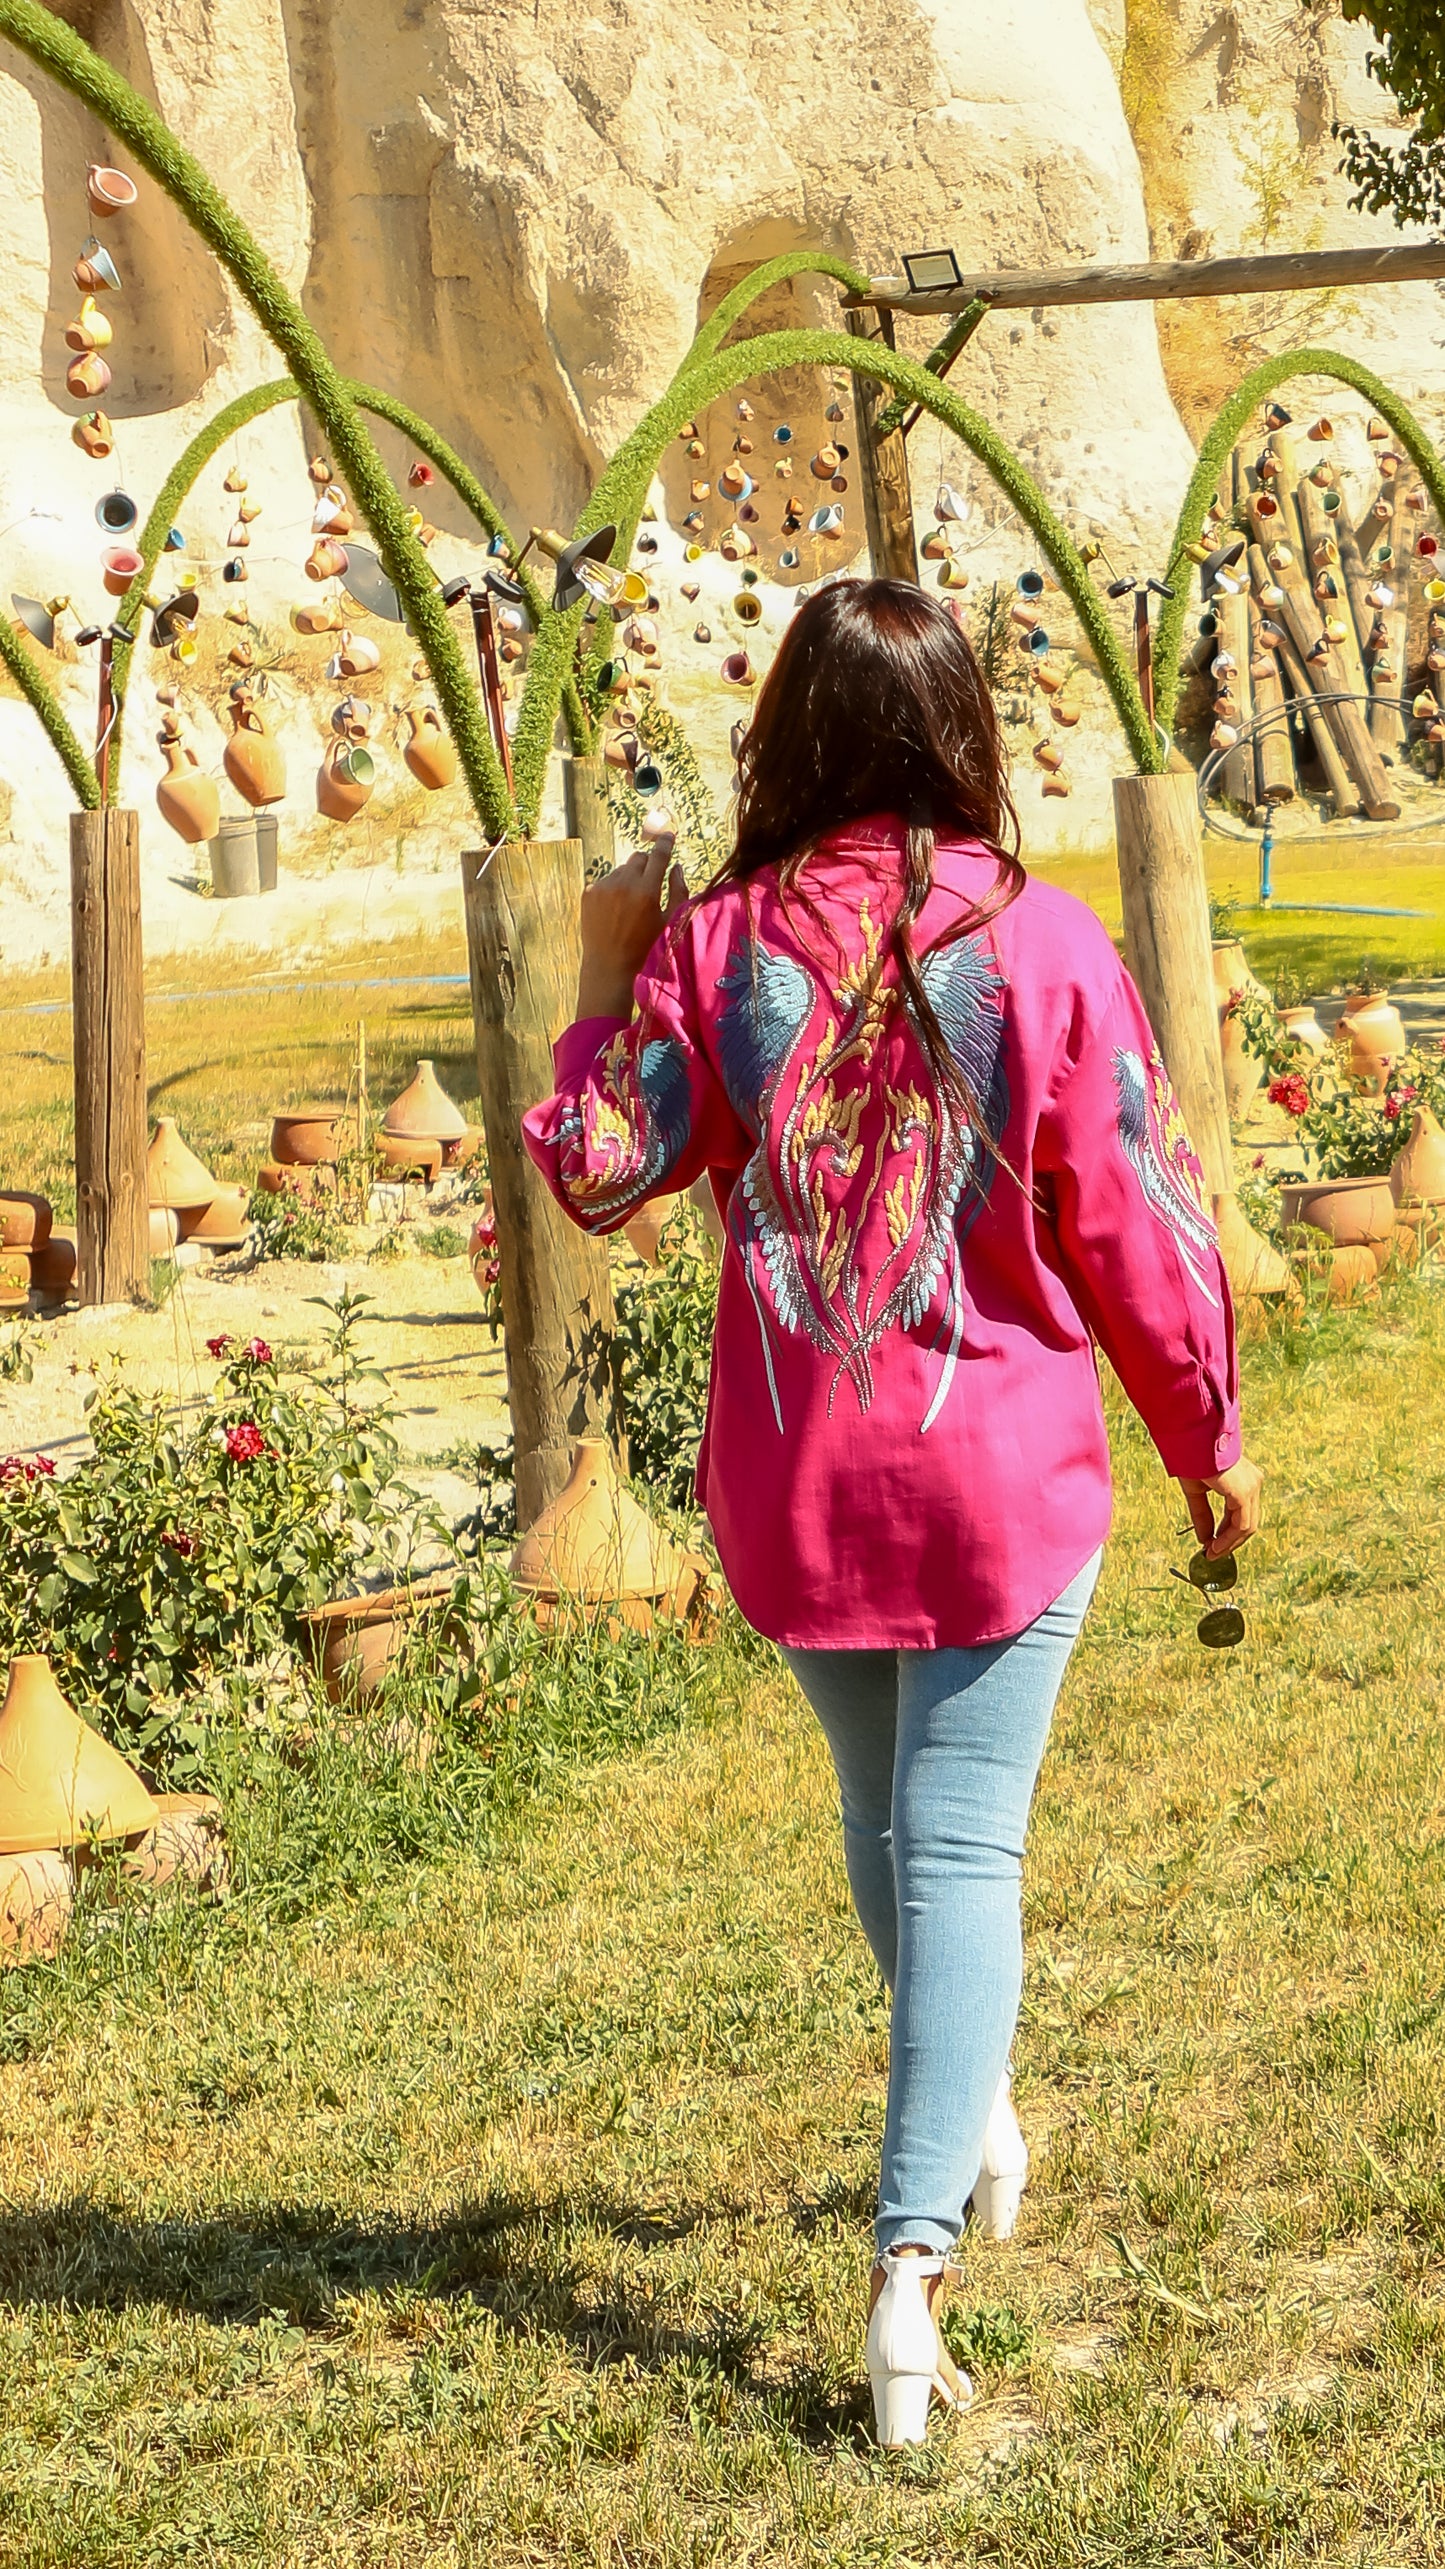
[224,1422,266,1463]
[1267,1072,1310,1118]
[161,1527,198,1557]
[206,1334,231,1358]
[244,1337,273,1364]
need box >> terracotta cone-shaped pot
[383,1058,467,1143]
[1390,1104,1445,1207]
[146,1115,216,1211]
[0,1655,157,1855]
[1214,1192,1293,1297]
[509,1439,688,1603]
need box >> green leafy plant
[0,1323,32,1383]
[417,1222,466,1260]
[1325,1,1445,229]
[1235,984,1445,1178]
[611,1207,719,1514]
[0,1306,408,1778]
[248,1187,350,1264]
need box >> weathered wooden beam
[70,807,148,1307]
[844,306,920,581]
[845,240,1445,317]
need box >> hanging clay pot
[403,708,456,791]
[1390,1105,1445,1207]
[87,165,138,219]
[1341,990,1406,1092]
[1041,775,1071,799]
[66,350,111,400]
[308,454,334,485]
[330,630,380,679]
[0,1655,156,1856]
[146,1115,216,1212]
[721,652,755,687]
[317,738,374,822]
[100,544,143,597]
[224,696,286,808]
[509,1437,688,1604]
[306,537,349,582]
[1280,1004,1328,1054]
[719,527,755,561]
[1211,940,1266,1123]
[312,487,353,535]
[693,621,712,643]
[1281,1174,1395,1249]
[384,1058,468,1144]
[810,444,841,480]
[64,295,113,353]
[72,410,113,460]
[155,738,220,846]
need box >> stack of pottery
[379,1059,481,1179]
[0,1654,226,1963]
[259,1104,352,1200]
[508,1439,709,1635]
[1280,1169,1396,1300]
[147,1117,250,1255]
[1212,939,1268,1124]
[1,1192,59,1311]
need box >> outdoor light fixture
[902,247,964,296]
[10,593,67,651]
[340,544,402,622]
[531,524,648,613]
[150,589,200,647]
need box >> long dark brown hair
[712,578,1025,1122]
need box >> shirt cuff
[1153,1412,1243,1480]
[552,1014,630,1084]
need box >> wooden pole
[1352,479,1407,754]
[69,808,148,1306]
[1296,471,1371,710]
[563,752,616,877]
[1213,585,1255,810]
[1112,772,1233,1202]
[845,306,920,582]
[1247,595,1295,804]
[462,834,615,1529]
[1274,628,1361,817]
[847,238,1445,315]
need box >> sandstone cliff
[0,0,1437,961]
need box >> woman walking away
[523,579,1261,2445]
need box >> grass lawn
[3,1273,1444,2564]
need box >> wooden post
[1112,771,1232,1201]
[1247,596,1294,805]
[70,808,148,1306]
[845,307,920,582]
[462,835,615,1529]
[1351,480,1407,754]
[1213,586,1255,810]
[563,753,616,877]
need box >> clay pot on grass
[303,1576,461,1707]
[122,1793,228,1895]
[1212,939,1266,1123]
[0,1193,51,1252]
[1280,1004,1328,1054]
[384,1059,467,1145]
[30,1228,77,1300]
[509,1438,688,1609]
[178,1185,251,1250]
[0,1655,156,1856]
[1280,1173,1395,1248]
[146,1116,216,1212]
[1390,1104,1445,1207]
[270,1107,346,1167]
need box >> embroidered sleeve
[521,917,747,1234]
[1036,967,1240,1480]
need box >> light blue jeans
[783,1549,1101,2254]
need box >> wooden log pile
[1186,406,1445,820]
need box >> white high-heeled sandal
[969,2073,1029,2241]
[865,2248,973,2446]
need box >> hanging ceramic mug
[734,591,762,624]
[317,738,375,823]
[222,557,248,583]
[808,504,844,537]
[810,445,841,480]
[632,761,663,798]
[773,424,793,445]
[164,526,186,551]
[721,652,755,687]
[1017,568,1045,597]
[306,538,349,582]
[333,629,381,678]
[87,166,138,219]
[73,239,122,294]
[693,621,712,642]
[64,297,113,353]
[95,488,137,533]
[1307,417,1334,442]
[935,484,969,523]
[718,461,752,502]
[100,543,143,596]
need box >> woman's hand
[1177,1455,1263,1560]
[576,842,689,1021]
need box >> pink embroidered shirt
[523,817,1240,1649]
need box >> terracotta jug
[1211,940,1266,1123]
[1280,1003,1327,1054]
[0,1655,156,1856]
[65,350,111,401]
[316,738,374,822]
[509,1439,688,1603]
[146,1115,216,1211]
[383,1057,467,1143]
[403,708,457,791]
[1390,1105,1445,1207]
[306,537,349,582]
[87,165,138,219]
[224,697,286,808]
[72,410,114,460]
[1342,991,1406,1092]
[155,738,220,846]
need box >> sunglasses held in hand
[1172,1547,1245,1650]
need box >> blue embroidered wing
[714,943,814,1134]
[918,937,1009,1139]
[1113,1045,1218,1302]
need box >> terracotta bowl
[0,1192,52,1253]
[30,1228,77,1298]
[271,1106,347,1167]
[374,1131,443,1181]
[302,1576,461,1705]
[1280,1174,1395,1249]
[178,1184,251,1246]
[0,1251,30,1312]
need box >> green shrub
[248,1186,350,1263]
[417,1221,466,1259]
[611,1206,718,1514]
[0,1293,410,1780]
